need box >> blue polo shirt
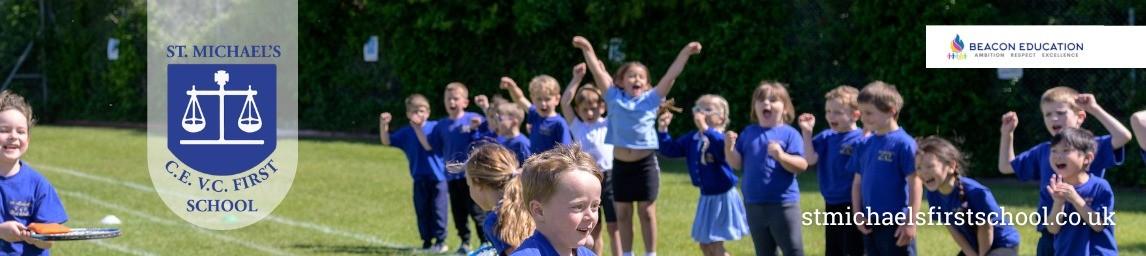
[604,86,661,150]
[510,231,596,256]
[735,124,804,204]
[0,161,68,256]
[926,177,1020,251]
[1011,135,1122,230]
[658,128,738,195]
[499,134,532,165]
[389,121,446,181]
[525,106,571,153]
[1052,176,1116,256]
[846,128,916,215]
[431,112,484,180]
[812,128,865,205]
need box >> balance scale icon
[179,70,264,145]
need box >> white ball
[100,215,122,225]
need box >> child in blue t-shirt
[998,87,1128,256]
[726,81,808,255]
[658,94,748,256]
[459,143,530,255]
[493,101,531,165]
[0,90,66,255]
[427,82,489,253]
[502,76,571,154]
[797,85,866,256]
[916,136,1020,256]
[380,94,449,252]
[1045,128,1117,256]
[846,81,921,256]
[573,35,701,256]
[504,146,602,256]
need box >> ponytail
[496,175,533,248]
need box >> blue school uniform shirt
[483,211,511,254]
[1010,135,1122,230]
[925,177,1021,250]
[0,161,68,256]
[846,128,916,214]
[499,134,532,166]
[604,86,661,150]
[1052,176,1116,256]
[389,121,446,181]
[658,128,738,195]
[812,128,865,205]
[431,112,484,180]
[525,106,571,153]
[510,231,596,256]
[735,124,804,204]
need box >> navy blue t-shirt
[812,128,864,205]
[846,128,916,215]
[735,124,804,204]
[431,112,484,180]
[1011,135,1122,230]
[0,161,68,255]
[925,177,1021,250]
[525,107,572,153]
[499,134,532,166]
[389,121,446,181]
[658,128,738,195]
[1052,176,1116,256]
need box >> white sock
[645,252,656,256]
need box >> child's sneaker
[456,243,472,255]
[427,243,449,253]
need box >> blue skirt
[691,188,750,244]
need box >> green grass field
[24,125,1146,255]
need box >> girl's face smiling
[530,170,601,250]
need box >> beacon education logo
[948,34,967,60]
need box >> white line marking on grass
[58,190,295,256]
[85,239,158,256]
[38,164,408,249]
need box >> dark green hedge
[3,0,1145,185]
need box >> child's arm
[412,116,433,151]
[562,63,587,125]
[1046,175,1067,234]
[1131,110,1146,150]
[379,113,393,146]
[657,112,686,158]
[768,141,808,174]
[797,113,819,166]
[1077,94,1132,149]
[998,111,1018,174]
[976,223,995,256]
[501,77,532,111]
[1061,181,1109,232]
[895,174,922,246]
[946,225,978,256]
[475,95,491,115]
[851,173,872,234]
[653,42,703,98]
[724,131,742,170]
[572,36,612,92]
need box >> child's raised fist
[1075,93,1100,112]
[474,95,490,111]
[573,62,587,77]
[797,113,815,132]
[572,36,592,50]
[500,77,517,90]
[380,112,392,124]
[1000,111,1018,134]
[658,112,674,132]
[682,42,703,55]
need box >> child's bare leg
[637,201,657,254]
[607,222,622,256]
[615,202,635,253]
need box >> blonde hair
[825,85,860,110]
[499,145,603,247]
[528,75,561,98]
[0,91,33,127]
[463,144,526,247]
[751,81,796,123]
[1040,86,1081,112]
[696,94,730,129]
[857,81,904,116]
[446,82,469,97]
[915,136,967,176]
[404,94,430,113]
